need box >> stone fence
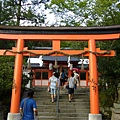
[111,83,120,120]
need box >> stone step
[37,104,90,109]
[34,95,89,99]
[34,91,89,96]
[37,108,90,114]
[34,92,90,97]
[38,112,88,117]
[34,98,89,102]
[34,96,89,100]
[32,86,90,120]
[34,90,90,94]
[36,101,90,106]
[34,92,89,96]
[33,86,89,89]
[37,108,89,112]
[38,108,90,113]
[38,116,88,120]
[33,87,90,93]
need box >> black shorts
[68,88,74,94]
[60,78,65,86]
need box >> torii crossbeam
[0,25,119,120]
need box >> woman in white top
[73,70,79,90]
[48,72,58,103]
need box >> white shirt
[49,75,58,89]
[68,77,75,88]
[74,72,79,83]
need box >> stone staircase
[33,86,90,120]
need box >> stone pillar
[111,83,120,120]
[117,83,120,103]
[111,103,120,120]
[89,114,102,120]
[7,113,21,120]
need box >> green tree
[49,0,120,26]
[87,0,120,26]
[0,0,51,52]
[0,55,14,118]
[0,0,49,26]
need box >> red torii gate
[0,26,119,120]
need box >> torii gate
[0,26,119,120]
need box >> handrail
[56,87,60,113]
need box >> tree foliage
[49,0,120,26]
[0,0,50,26]
[0,57,14,98]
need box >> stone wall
[111,103,120,120]
[111,83,120,120]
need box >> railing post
[56,88,60,113]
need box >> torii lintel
[0,47,115,56]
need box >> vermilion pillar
[53,40,60,51]
[89,39,99,114]
[10,39,24,113]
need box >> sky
[20,0,56,26]
[20,0,86,26]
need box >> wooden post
[53,40,60,51]
[89,39,99,114]
[10,39,24,113]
